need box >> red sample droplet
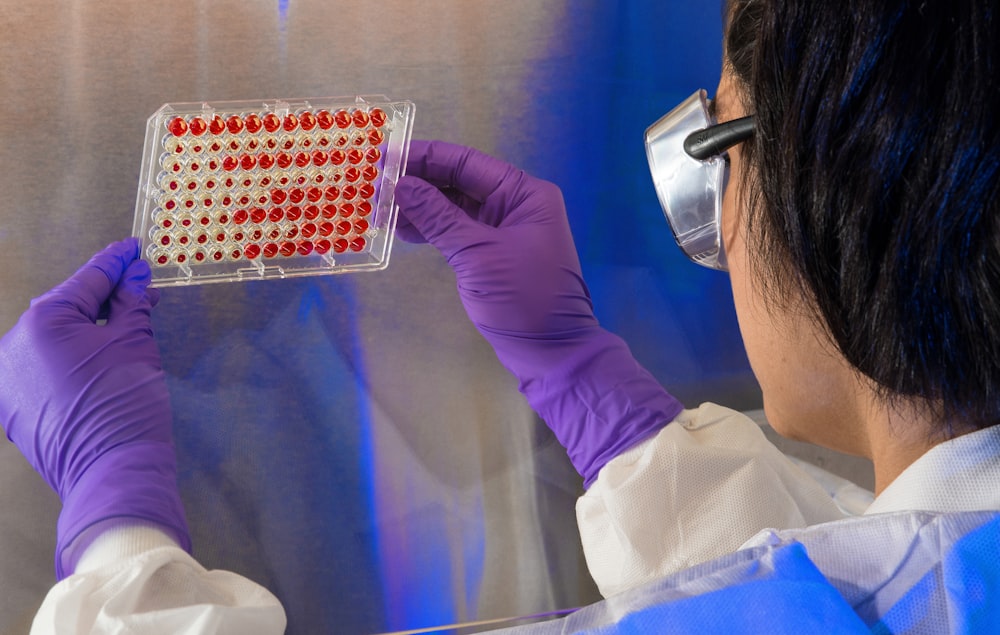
[215,231,227,243]
[294,152,310,168]
[209,115,227,135]
[350,236,366,252]
[318,221,334,236]
[164,199,178,211]
[231,248,243,259]
[322,185,339,201]
[359,182,375,199]
[167,116,188,137]
[347,148,364,165]
[268,207,284,223]
[283,113,299,132]
[306,186,323,203]
[226,115,245,134]
[244,113,263,133]
[285,205,302,222]
[284,225,299,239]
[196,231,210,243]
[334,109,351,129]
[245,138,261,152]
[301,222,319,238]
[161,218,174,229]
[354,218,370,233]
[157,253,169,265]
[312,150,329,167]
[262,113,281,133]
[315,239,332,254]
[222,156,239,172]
[316,110,334,129]
[271,189,288,205]
[249,207,267,223]
[321,203,337,219]
[344,167,361,183]
[297,241,314,256]
[365,147,382,164]
[299,111,317,131]
[339,202,355,218]
[240,154,257,170]
[288,188,305,204]
[351,109,370,127]
[175,252,188,263]
[245,244,261,259]
[263,243,279,258]
[335,219,352,235]
[276,152,293,169]
[367,128,385,145]
[369,108,388,127]
[279,241,296,257]
[329,149,347,166]
[342,185,358,200]
[212,249,225,261]
[159,234,172,246]
[190,117,208,136]
[361,165,379,182]
[258,153,275,170]
[231,230,246,242]
[304,204,320,220]
[333,238,349,253]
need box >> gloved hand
[395,140,683,486]
[0,238,190,579]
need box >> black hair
[726,0,1000,432]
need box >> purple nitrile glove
[0,238,190,579]
[395,140,683,486]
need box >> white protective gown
[29,403,1000,634]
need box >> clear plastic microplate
[132,95,415,287]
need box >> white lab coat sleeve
[577,402,849,598]
[30,525,286,635]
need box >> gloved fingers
[39,238,140,323]
[106,257,155,325]
[405,140,519,204]
[395,175,488,258]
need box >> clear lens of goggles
[644,90,727,271]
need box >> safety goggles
[644,90,754,271]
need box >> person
[2,0,999,632]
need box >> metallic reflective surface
[0,2,753,633]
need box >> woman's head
[722,0,1000,438]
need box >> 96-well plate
[132,95,414,286]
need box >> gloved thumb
[106,257,156,325]
[394,175,484,260]
[36,238,140,322]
